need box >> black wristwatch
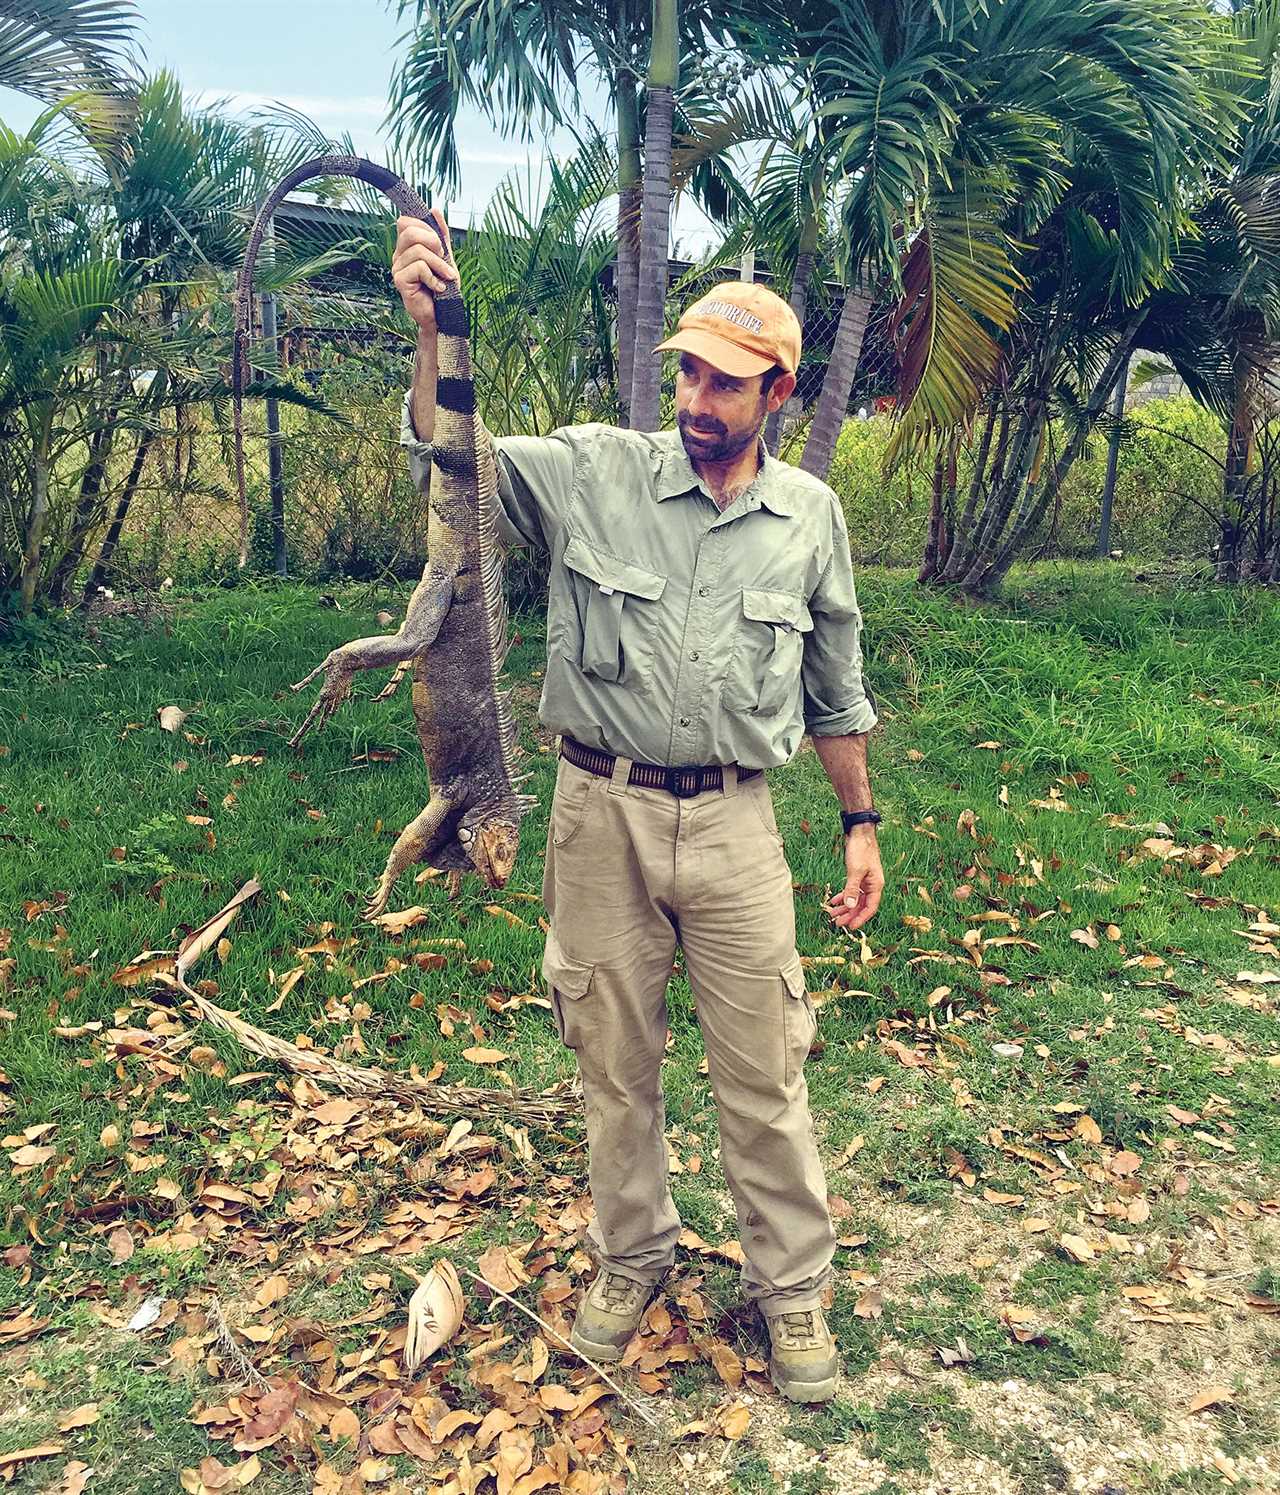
[842,809,882,833]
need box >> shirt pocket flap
[781,955,808,1001]
[564,535,667,601]
[541,934,596,1000]
[742,587,813,632]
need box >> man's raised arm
[393,213,573,554]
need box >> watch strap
[842,809,882,833]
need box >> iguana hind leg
[364,790,458,921]
[289,568,455,749]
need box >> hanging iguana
[233,156,533,916]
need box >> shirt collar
[653,430,796,518]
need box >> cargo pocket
[562,535,666,687]
[550,756,598,847]
[781,955,816,1087]
[724,588,813,716]
[542,932,595,1052]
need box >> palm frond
[886,169,1024,461]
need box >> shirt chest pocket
[561,535,667,688]
[724,586,813,716]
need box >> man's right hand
[392,211,459,332]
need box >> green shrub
[819,396,1225,568]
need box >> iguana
[233,156,534,916]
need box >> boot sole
[770,1360,838,1403]
[569,1326,628,1364]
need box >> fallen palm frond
[137,877,578,1128]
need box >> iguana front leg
[288,567,455,748]
[365,789,459,921]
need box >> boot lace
[777,1310,819,1344]
[597,1272,643,1311]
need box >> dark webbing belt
[559,735,761,798]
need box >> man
[392,213,883,1404]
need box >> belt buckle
[664,764,705,798]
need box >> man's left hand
[823,828,884,931]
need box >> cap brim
[653,328,774,378]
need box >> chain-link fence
[99,247,900,593]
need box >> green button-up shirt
[400,394,876,770]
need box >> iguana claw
[289,660,354,748]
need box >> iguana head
[456,814,520,888]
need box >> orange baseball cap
[655,282,801,377]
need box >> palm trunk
[765,213,819,455]
[85,424,157,599]
[1221,364,1254,583]
[628,0,678,434]
[978,321,1143,594]
[615,74,642,427]
[948,399,999,560]
[1095,355,1128,557]
[917,452,947,583]
[946,399,1046,585]
[799,279,870,479]
[48,417,117,603]
[19,438,50,617]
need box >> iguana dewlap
[233,155,534,916]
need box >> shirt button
[680,717,690,727]
[698,586,710,597]
[690,651,700,661]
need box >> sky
[0,0,718,250]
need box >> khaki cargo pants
[540,752,835,1314]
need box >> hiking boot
[764,1306,838,1403]
[568,1271,652,1363]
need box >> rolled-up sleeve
[398,390,575,551]
[802,499,878,736]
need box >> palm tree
[1118,1,1280,582]
[385,0,761,426]
[628,0,678,432]
[0,77,340,611]
[792,0,1231,505]
[0,0,137,103]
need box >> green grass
[2,561,1279,1493]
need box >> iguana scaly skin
[233,156,534,916]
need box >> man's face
[675,352,775,464]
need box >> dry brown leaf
[1074,1116,1103,1146]
[157,706,188,733]
[403,1258,464,1371]
[0,1443,64,1471]
[476,1244,529,1293]
[717,1402,751,1440]
[485,905,531,929]
[10,1144,57,1168]
[1110,1150,1142,1176]
[708,1340,743,1388]
[1188,1385,1234,1414]
[462,1047,509,1065]
[56,1404,100,1432]
[255,1274,290,1309]
[1060,1234,1095,1263]
[329,1407,360,1443]
[854,1288,884,1319]
[108,1226,134,1263]
[311,1098,362,1127]
[370,906,430,935]
[54,1460,93,1495]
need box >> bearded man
[393,213,883,1403]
